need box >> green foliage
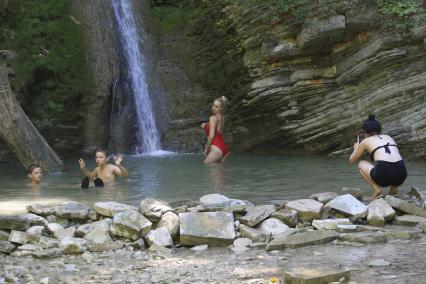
[0,0,92,123]
[376,0,426,33]
[151,5,202,33]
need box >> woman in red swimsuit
[201,96,229,163]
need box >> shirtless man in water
[79,148,128,184]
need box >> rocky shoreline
[1,188,426,283]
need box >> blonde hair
[215,96,228,112]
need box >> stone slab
[266,230,339,251]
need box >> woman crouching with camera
[349,115,407,200]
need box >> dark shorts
[370,160,407,187]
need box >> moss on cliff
[0,0,93,124]
[151,3,202,33]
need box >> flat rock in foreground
[266,230,339,251]
[180,211,235,246]
[284,267,350,284]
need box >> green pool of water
[0,153,424,213]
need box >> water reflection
[206,163,226,192]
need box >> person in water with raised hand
[79,147,128,188]
[349,115,407,200]
[201,96,230,163]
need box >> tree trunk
[0,60,64,172]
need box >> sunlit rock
[239,224,268,242]
[257,218,291,236]
[309,192,339,204]
[271,209,298,227]
[267,230,339,251]
[145,227,173,248]
[94,201,136,217]
[111,210,152,240]
[157,211,179,239]
[26,204,55,216]
[385,195,426,218]
[47,223,64,234]
[26,226,45,236]
[199,193,230,207]
[60,237,87,254]
[286,199,323,222]
[84,220,112,244]
[180,211,235,246]
[139,198,173,222]
[312,218,351,230]
[54,227,76,240]
[238,205,276,227]
[325,194,368,218]
[8,230,40,245]
[367,198,396,226]
[54,202,90,219]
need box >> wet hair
[215,96,228,112]
[27,163,41,174]
[362,114,382,135]
[95,147,107,156]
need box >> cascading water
[111,0,160,154]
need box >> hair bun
[368,114,376,120]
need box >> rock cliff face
[71,0,120,154]
[157,0,426,158]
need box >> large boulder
[286,199,323,222]
[84,220,112,244]
[238,205,276,227]
[325,194,368,218]
[257,218,291,236]
[145,227,173,247]
[179,211,236,246]
[54,202,90,219]
[139,198,173,222]
[297,16,346,50]
[94,201,137,217]
[157,211,180,239]
[367,198,396,226]
[111,210,152,241]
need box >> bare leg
[220,152,230,163]
[358,160,382,199]
[204,146,223,164]
[388,186,398,196]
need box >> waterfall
[111,0,160,154]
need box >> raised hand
[78,158,86,169]
[114,154,124,165]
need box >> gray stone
[284,267,351,284]
[286,199,323,222]
[8,230,40,244]
[312,219,351,230]
[0,215,31,230]
[76,223,95,237]
[271,209,298,227]
[47,223,64,234]
[22,214,48,226]
[257,218,291,236]
[59,237,87,254]
[54,227,76,240]
[94,201,136,217]
[111,210,152,240]
[17,244,42,251]
[0,229,9,241]
[89,209,99,221]
[385,195,426,217]
[191,244,208,251]
[38,236,60,249]
[26,204,55,216]
[394,214,426,226]
[367,198,396,225]
[32,248,63,258]
[145,227,173,247]
[309,192,339,204]
[340,232,387,244]
[179,211,236,246]
[297,16,346,50]
[367,212,385,227]
[419,222,426,233]
[266,230,339,251]
[157,211,179,239]
[233,238,252,248]
[368,259,391,267]
[26,225,45,236]
[238,205,276,227]
[199,193,230,207]
[325,194,368,218]
[139,198,173,222]
[383,230,420,241]
[54,202,90,219]
[239,224,268,242]
[0,240,15,253]
[88,241,124,252]
[409,186,426,207]
[46,215,57,223]
[84,220,112,244]
[82,251,95,263]
[341,187,363,201]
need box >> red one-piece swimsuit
[204,120,229,155]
